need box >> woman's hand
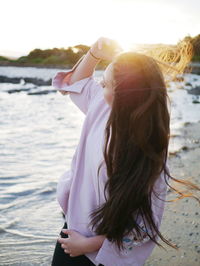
[58,229,106,257]
[90,37,123,61]
[58,229,88,257]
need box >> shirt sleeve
[94,170,169,266]
[56,169,73,215]
[56,145,78,215]
[51,54,102,115]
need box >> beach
[145,121,200,266]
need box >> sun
[117,39,133,52]
[110,36,140,53]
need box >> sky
[0,0,199,58]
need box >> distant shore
[0,61,77,70]
[0,61,105,70]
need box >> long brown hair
[89,40,200,252]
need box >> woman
[51,37,200,266]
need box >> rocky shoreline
[0,61,200,73]
[0,75,52,86]
[1,74,200,99]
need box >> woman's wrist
[88,49,101,61]
[84,235,106,253]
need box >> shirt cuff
[51,54,93,94]
[52,70,93,94]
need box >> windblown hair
[89,40,200,252]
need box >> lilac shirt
[52,59,169,266]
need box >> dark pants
[51,221,104,266]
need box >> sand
[145,121,200,266]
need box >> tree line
[0,34,200,69]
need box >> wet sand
[145,121,200,266]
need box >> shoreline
[0,62,105,70]
[0,61,74,70]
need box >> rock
[192,100,200,104]
[169,151,180,157]
[0,75,21,84]
[0,75,52,86]
[24,77,52,86]
[184,122,192,126]
[174,76,184,82]
[187,86,200,95]
[185,82,192,86]
[190,65,200,75]
[7,88,34,93]
[27,90,57,95]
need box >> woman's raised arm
[65,37,123,86]
[52,37,122,114]
[66,49,101,85]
